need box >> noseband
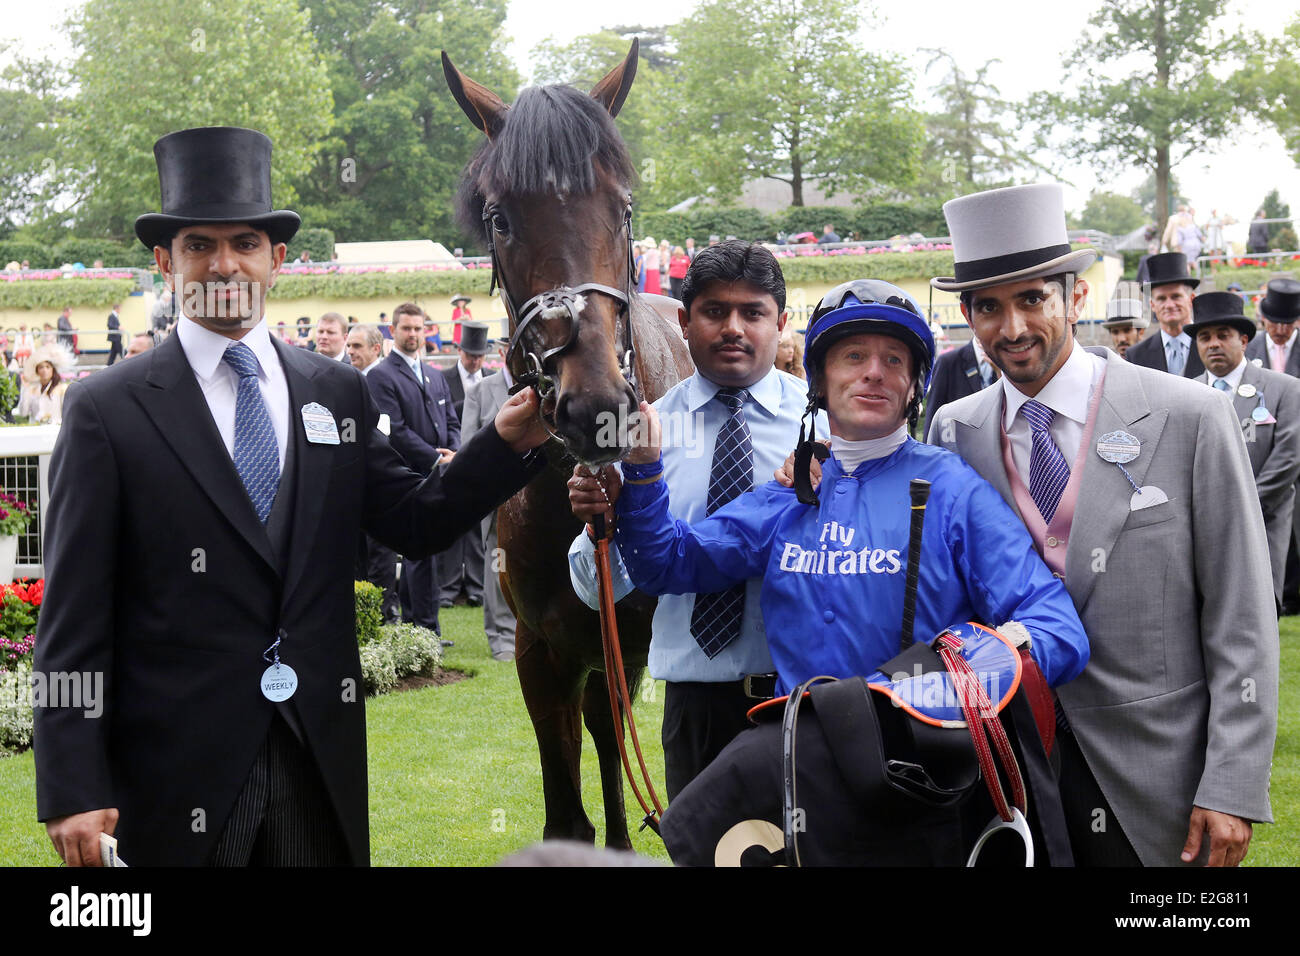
[482,200,639,408]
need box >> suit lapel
[1066,355,1167,611]
[276,339,337,600]
[1232,365,1260,423]
[128,335,277,574]
[388,351,437,433]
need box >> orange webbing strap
[936,632,1026,822]
[594,535,665,832]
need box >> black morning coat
[33,333,542,865]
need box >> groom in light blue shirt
[568,241,823,799]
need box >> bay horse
[443,42,693,848]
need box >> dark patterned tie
[689,387,754,658]
[222,342,281,523]
[1020,400,1069,525]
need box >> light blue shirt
[568,367,824,682]
[1160,329,1191,374]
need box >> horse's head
[444,43,643,466]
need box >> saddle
[660,624,1072,867]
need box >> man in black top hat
[1190,292,1300,609]
[1125,253,1204,378]
[438,321,495,607]
[1245,278,1300,612]
[34,126,549,866]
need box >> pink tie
[1273,343,1287,372]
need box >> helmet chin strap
[793,394,829,507]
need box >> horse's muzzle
[554,384,638,465]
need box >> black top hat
[134,127,301,250]
[1259,278,1300,324]
[1183,291,1256,341]
[1144,252,1200,289]
[457,321,491,355]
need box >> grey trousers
[208,715,350,866]
[481,510,516,660]
[438,526,486,604]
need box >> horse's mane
[455,83,635,235]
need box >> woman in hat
[642,236,661,294]
[15,342,74,424]
[450,294,473,346]
[595,279,1088,695]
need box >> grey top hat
[931,183,1097,292]
[134,127,300,250]
[1103,297,1148,329]
[457,321,491,355]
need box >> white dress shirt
[177,316,290,467]
[457,360,483,394]
[361,357,383,376]
[1207,357,1247,392]
[1001,341,1105,481]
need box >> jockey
[608,279,1090,694]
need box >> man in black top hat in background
[34,126,548,866]
[1246,278,1300,612]
[1190,292,1300,609]
[438,321,494,608]
[1125,252,1204,378]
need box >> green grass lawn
[1,608,1296,866]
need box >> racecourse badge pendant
[1095,431,1140,464]
[301,402,341,445]
[261,630,298,701]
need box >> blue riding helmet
[803,279,936,394]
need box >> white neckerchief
[831,425,908,471]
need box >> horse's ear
[590,38,638,118]
[442,51,508,138]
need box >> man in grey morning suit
[928,183,1277,867]
[1189,292,1300,608]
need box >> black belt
[743,673,777,700]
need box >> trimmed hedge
[269,268,495,301]
[355,580,383,646]
[636,200,948,246]
[775,250,957,284]
[0,238,154,271]
[0,278,138,309]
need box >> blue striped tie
[1021,400,1069,524]
[1166,339,1186,376]
[689,387,753,658]
[222,342,280,523]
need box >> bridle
[481,198,640,416]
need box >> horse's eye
[490,212,510,234]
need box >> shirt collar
[1160,328,1191,349]
[685,367,784,416]
[1208,357,1247,391]
[1001,340,1093,432]
[362,357,383,375]
[177,315,277,381]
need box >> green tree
[1260,189,1298,250]
[917,52,1043,199]
[0,44,66,235]
[1132,170,1187,220]
[62,0,333,240]
[530,29,675,212]
[660,0,924,207]
[1236,17,1300,167]
[294,0,518,246]
[1074,191,1148,235]
[1027,0,1250,239]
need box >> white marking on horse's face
[540,293,585,320]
